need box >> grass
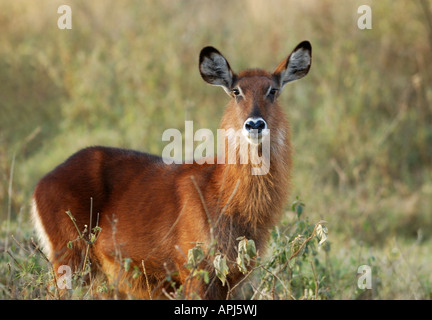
[2,198,430,300]
[1,0,432,299]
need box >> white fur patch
[31,198,53,261]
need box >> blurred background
[0,0,431,299]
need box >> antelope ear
[273,41,312,89]
[199,46,235,93]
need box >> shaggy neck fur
[211,103,292,256]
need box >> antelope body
[32,42,312,299]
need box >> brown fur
[32,43,311,299]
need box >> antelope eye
[232,88,240,96]
[269,88,278,96]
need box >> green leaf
[201,270,210,284]
[316,221,328,246]
[124,258,132,271]
[187,245,204,268]
[291,234,305,256]
[291,196,305,219]
[238,237,247,255]
[191,269,210,284]
[296,204,303,218]
[213,254,229,286]
[246,239,257,259]
[236,256,247,274]
[132,266,142,279]
[236,237,257,274]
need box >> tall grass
[1,0,431,299]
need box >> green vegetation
[1,0,431,299]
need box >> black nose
[244,119,266,133]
